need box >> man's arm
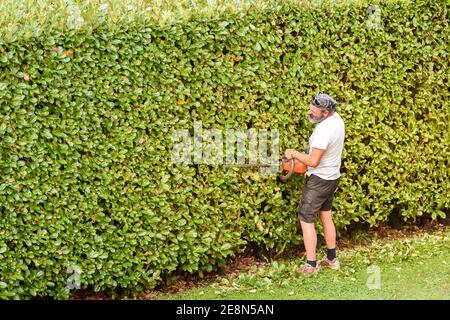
[284,148,325,168]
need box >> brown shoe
[318,257,340,270]
[296,263,320,276]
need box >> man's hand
[284,148,325,168]
[284,149,297,160]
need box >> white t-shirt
[307,112,345,180]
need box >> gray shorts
[298,174,340,223]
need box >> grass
[154,228,450,300]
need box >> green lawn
[155,229,450,300]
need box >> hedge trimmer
[223,155,307,182]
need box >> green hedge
[0,0,448,298]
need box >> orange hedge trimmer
[279,155,307,182]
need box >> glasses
[311,94,336,110]
[311,95,323,108]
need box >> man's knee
[319,210,333,220]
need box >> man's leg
[300,220,317,262]
[319,210,336,250]
[318,210,340,269]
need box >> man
[284,92,345,275]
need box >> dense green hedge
[0,0,448,298]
